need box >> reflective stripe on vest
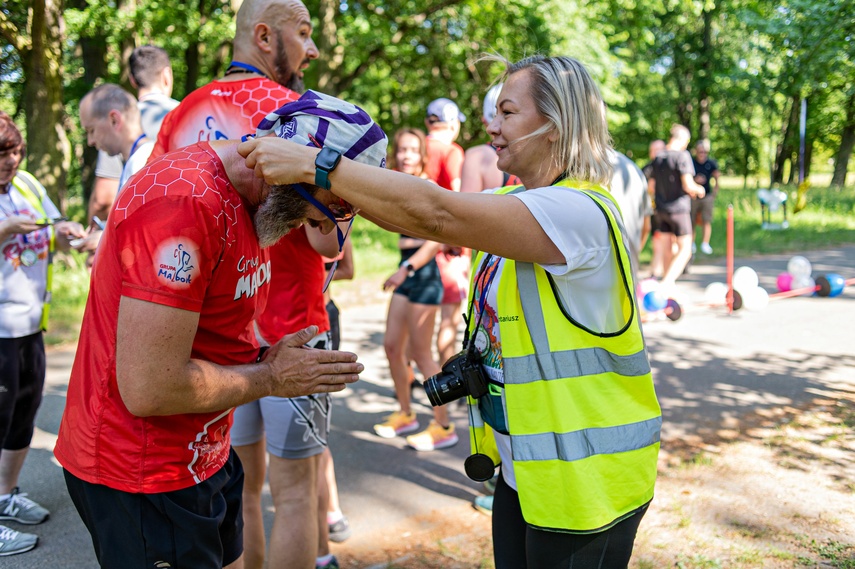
[10,171,55,331]
[467,180,660,533]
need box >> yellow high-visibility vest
[467,180,660,532]
[10,170,55,331]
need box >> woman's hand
[237,136,317,186]
[383,267,407,291]
[1,215,44,237]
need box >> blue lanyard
[128,134,147,158]
[227,61,268,79]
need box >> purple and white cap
[256,90,388,169]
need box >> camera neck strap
[462,253,498,352]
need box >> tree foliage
[1,0,852,211]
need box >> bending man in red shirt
[54,91,387,568]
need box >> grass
[44,183,855,346]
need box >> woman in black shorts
[372,129,459,451]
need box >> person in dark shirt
[690,139,720,255]
[648,125,705,290]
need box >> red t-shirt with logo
[150,77,327,346]
[55,143,271,494]
[425,136,464,191]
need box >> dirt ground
[331,395,855,569]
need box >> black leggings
[0,333,46,450]
[492,472,647,569]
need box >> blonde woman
[240,55,660,568]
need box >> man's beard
[254,184,310,248]
[274,31,307,93]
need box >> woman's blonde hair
[486,54,613,186]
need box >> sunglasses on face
[327,197,356,222]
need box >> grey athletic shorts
[230,332,332,459]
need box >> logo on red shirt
[155,238,200,288]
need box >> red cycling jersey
[55,143,271,493]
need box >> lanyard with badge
[0,188,40,266]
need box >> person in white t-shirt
[128,45,179,140]
[239,54,660,569]
[80,84,155,191]
[0,112,83,556]
[77,84,156,260]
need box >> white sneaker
[691,242,697,254]
[0,525,37,556]
[700,243,713,255]
[0,488,49,525]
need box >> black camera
[424,349,489,407]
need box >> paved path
[9,246,855,568]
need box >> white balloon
[733,266,759,293]
[743,286,769,311]
[791,276,816,296]
[787,256,812,278]
[756,189,771,203]
[773,189,788,203]
[704,282,729,305]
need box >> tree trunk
[184,42,201,93]
[831,90,855,187]
[697,7,713,141]
[22,0,70,211]
[315,0,344,93]
[773,95,799,185]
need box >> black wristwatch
[400,261,415,277]
[314,147,342,190]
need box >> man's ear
[108,109,123,129]
[161,67,174,91]
[254,22,274,54]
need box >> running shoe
[0,488,49,525]
[328,516,352,543]
[0,525,37,556]
[405,420,458,451]
[700,242,713,255]
[316,554,340,568]
[373,411,419,438]
[473,495,493,516]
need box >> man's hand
[263,326,362,397]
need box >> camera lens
[424,372,467,407]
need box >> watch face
[316,147,342,171]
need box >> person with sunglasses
[372,128,458,451]
[54,92,385,569]
[239,55,660,569]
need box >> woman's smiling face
[487,69,557,188]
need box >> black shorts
[0,332,45,450]
[394,248,443,305]
[654,210,693,237]
[64,449,244,568]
